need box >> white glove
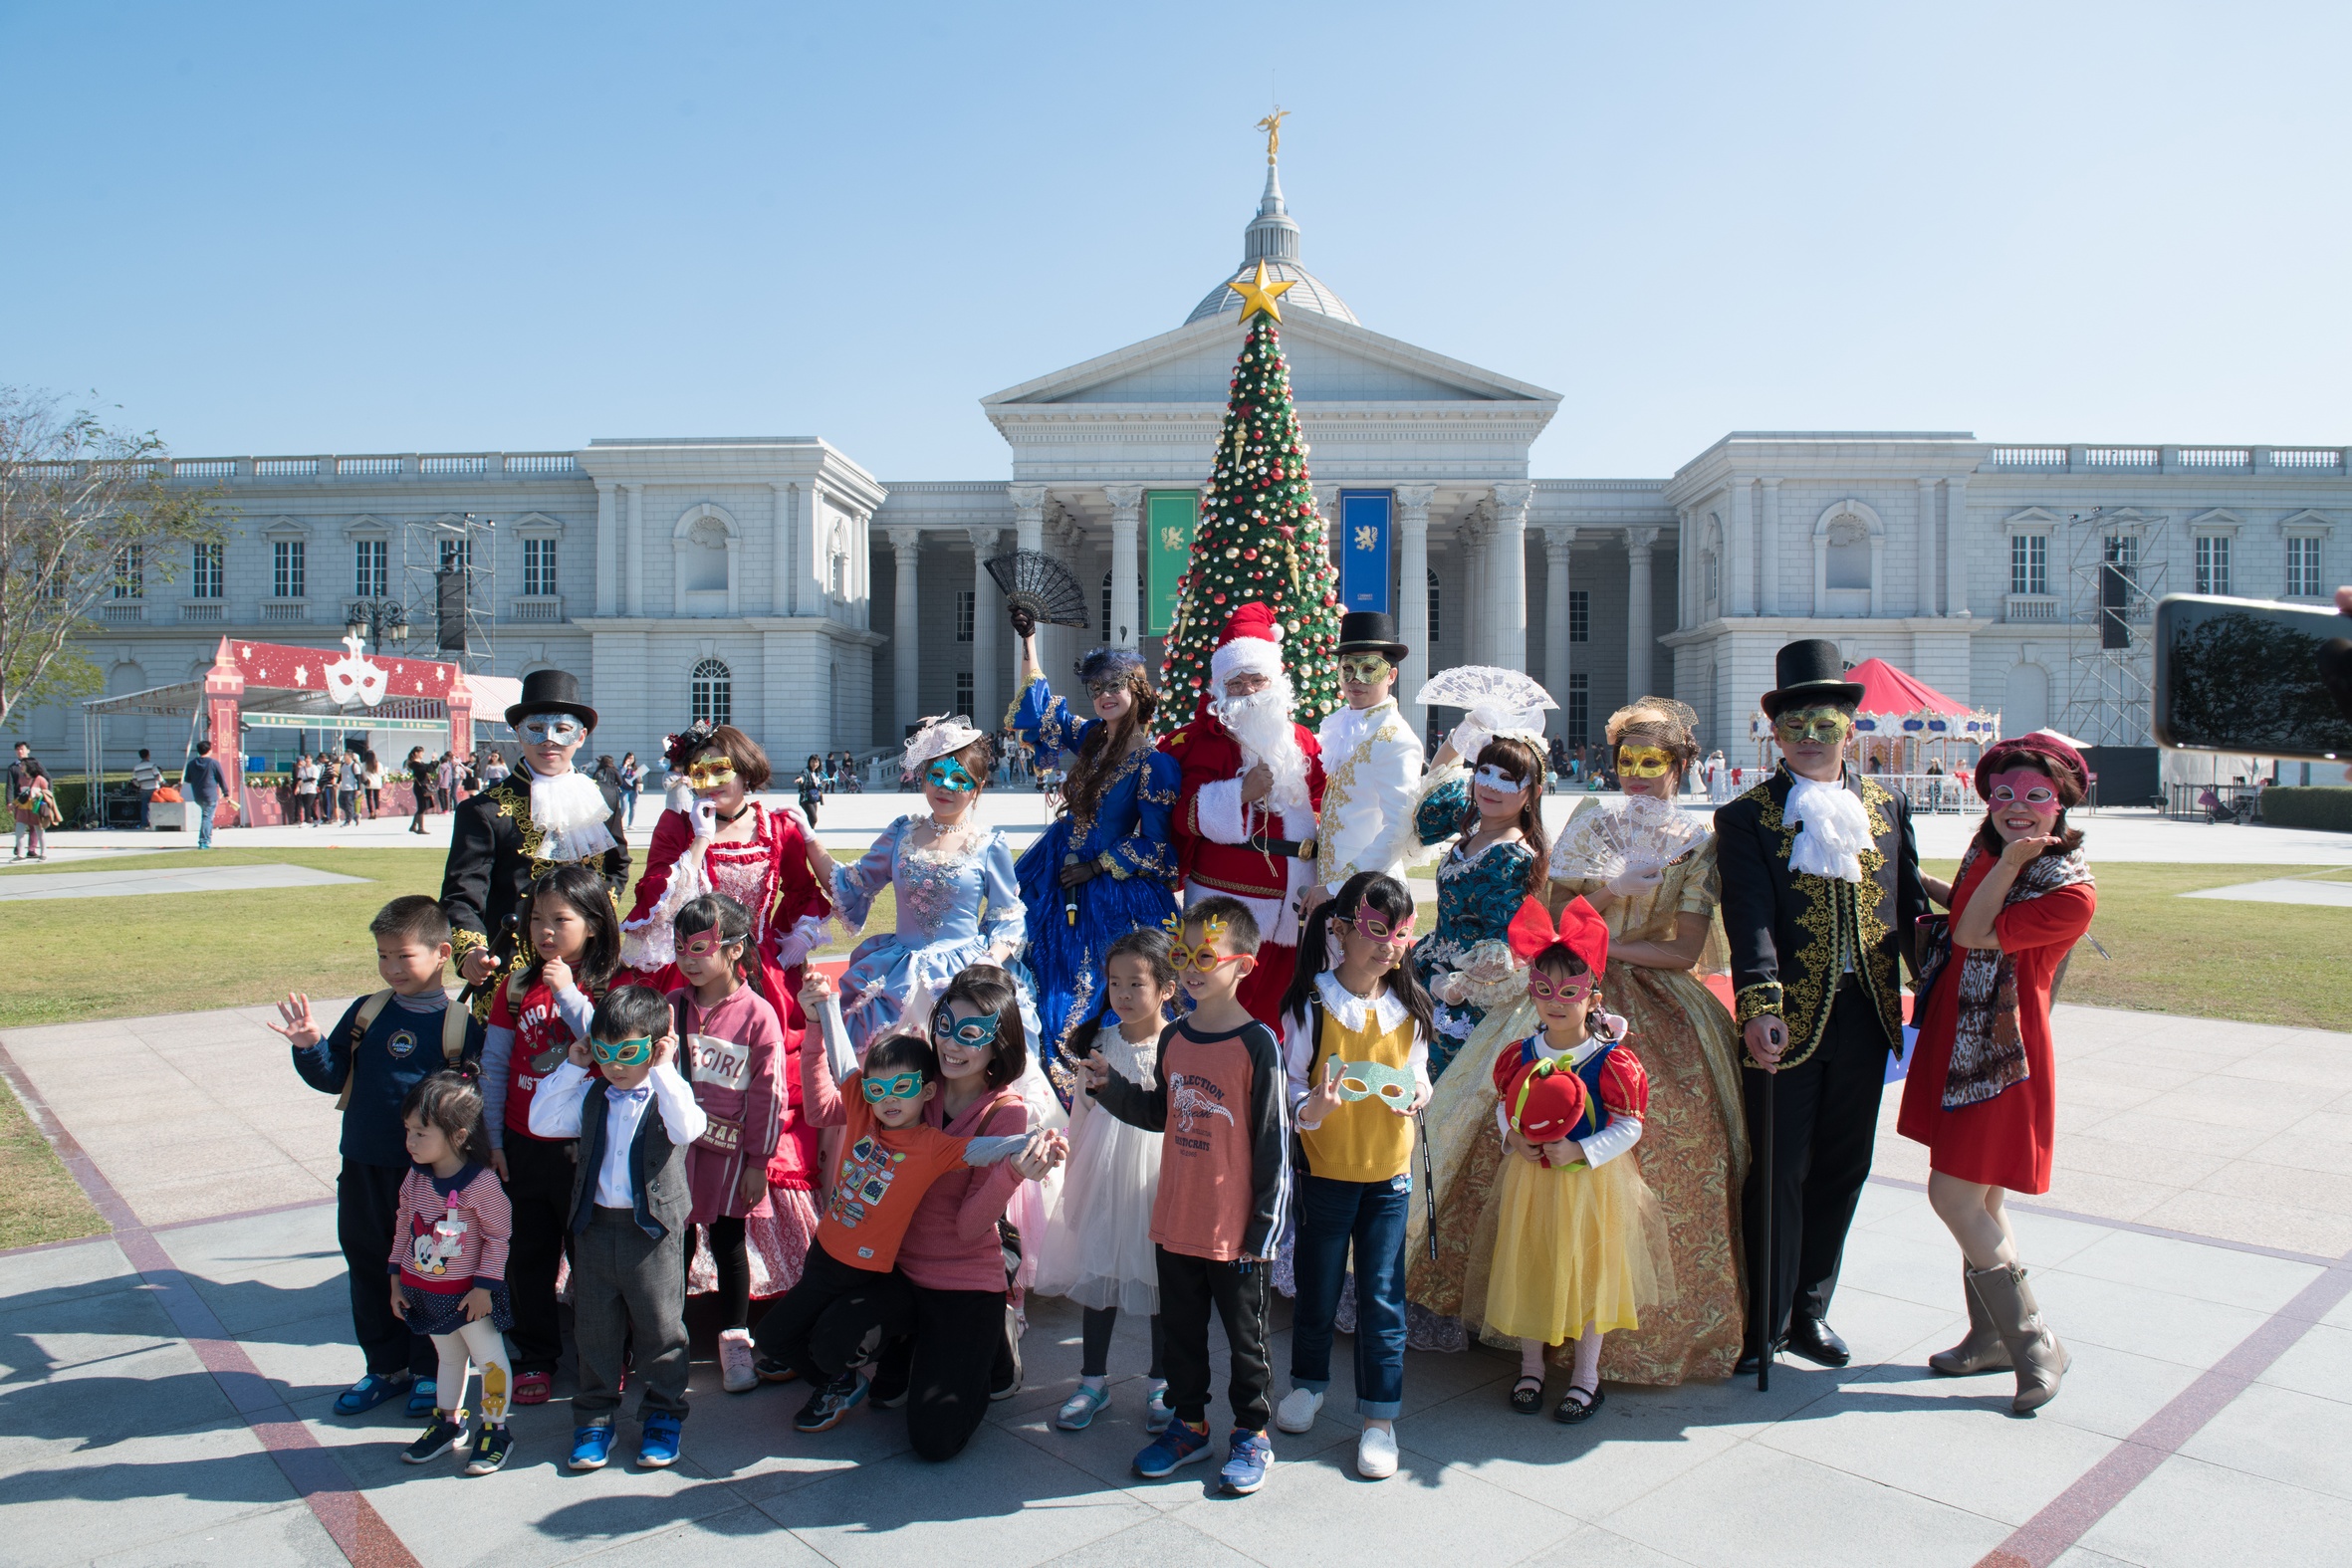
[692,797,718,841]
[1445,717,1494,766]
[1607,864,1665,899]
[774,913,828,970]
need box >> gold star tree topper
[1226,259,1294,325]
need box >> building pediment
[982,311,1560,413]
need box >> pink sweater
[799,1037,1027,1294]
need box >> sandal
[1553,1383,1605,1425]
[1509,1375,1545,1415]
[1056,1383,1110,1432]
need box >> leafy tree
[0,388,224,731]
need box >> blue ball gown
[830,813,1041,1054]
[1009,676,1181,1105]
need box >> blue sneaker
[637,1411,682,1468]
[1219,1429,1274,1495]
[332,1372,410,1417]
[404,1377,438,1418]
[1132,1418,1213,1479]
[569,1423,615,1470]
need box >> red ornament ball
[1213,592,1226,604]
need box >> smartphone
[2152,593,2352,763]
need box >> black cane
[1417,1110,1438,1261]
[1758,1027,1778,1394]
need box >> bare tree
[0,388,224,732]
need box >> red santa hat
[1208,601,1286,691]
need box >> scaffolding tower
[2060,507,2170,747]
[401,512,497,673]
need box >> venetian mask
[1772,705,1854,747]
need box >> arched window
[1427,568,1442,643]
[691,658,732,727]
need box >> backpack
[335,989,471,1110]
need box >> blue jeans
[1290,1171,1411,1419]
[195,798,216,848]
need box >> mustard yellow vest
[1300,996,1419,1184]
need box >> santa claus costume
[1160,602,1327,1024]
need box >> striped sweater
[388,1163,512,1295]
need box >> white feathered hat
[903,713,985,774]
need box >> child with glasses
[528,985,706,1472]
[806,716,1041,1055]
[1081,896,1292,1497]
[753,970,1061,1433]
[1485,897,1670,1425]
[1273,873,1436,1479]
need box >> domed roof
[1183,160,1358,328]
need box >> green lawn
[1922,859,2350,1031]
[0,1073,109,1249]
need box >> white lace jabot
[528,767,619,863]
[1783,773,1870,884]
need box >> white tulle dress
[1032,1018,1165,1314]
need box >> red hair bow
[1506,894,1609,978]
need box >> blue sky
[6,1,2349,481]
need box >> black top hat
[1334,610,1409,662]
[1760,638,1864,718]
[505,668,597,731]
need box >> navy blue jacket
[181,756,227,803]
[290,992,485,1166]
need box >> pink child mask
[1986,769,2061,821]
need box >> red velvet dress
[621,801,831,1200]
[1897,853,2096,1194]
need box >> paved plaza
[3,989,2350,1568]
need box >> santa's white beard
[1214,678,1310,814]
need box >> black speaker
[2100,562,2131,650]
[436,569,467,652]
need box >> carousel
[1746,657,1999,811]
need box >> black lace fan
[986,549,1091,629]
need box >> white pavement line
[2178,877,2352,907]
[0,862,371,901]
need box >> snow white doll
[1009,617,1181,1104]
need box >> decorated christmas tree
[1158,263,1346,727]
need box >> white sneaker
[1356,1423,1399,1479]
[718,1327,758,1394]
[1275,1386,1324,1435]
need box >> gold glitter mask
[1615,745,1676,780]
[1772,706,1854,747]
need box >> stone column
[1543,527,1575,724]
[1464,525,1489,666]
[1727,479,1753,616]
[1916,476,1940,616]
[1625,526,1659,701]
[887,528,923,743]
[622,484,644,616]
[1493,482,1532,671]
[968,527,1002,728]
[1760,478,1782,615]
[1104,484,1142,647]
[594,480,617,615]
[1395,485,1434,736]
[771,483,796,617]
[1944,476,1970,616]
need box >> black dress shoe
[1734,1343,1778,1378]
[1785,1317,1850,1368]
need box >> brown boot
[1967,1262,2068,1414]
[1929,1263,2011,1376]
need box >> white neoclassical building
[26,153,2345,778]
